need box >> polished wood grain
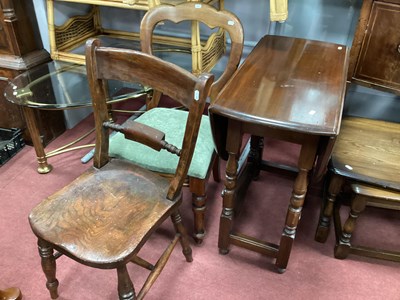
[138,2,244,243]
[347,0,374,82]
[354,184,400,204]
[331,118,400,189]
[29,38,214,299]
[212,35,348,136]
[315,117,400,262]
[209,35,348,273]
[348,0,400,94]
[353,1,400,93]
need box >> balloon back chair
[29,38,214,299]
[108,2,244,243]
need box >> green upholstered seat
[109,107,215,179]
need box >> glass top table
[5,60,148,109]
[4,60,149,173]
[4,34,214,174]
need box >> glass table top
[4,60,149,109]
[4,34,222,110]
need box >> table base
[218,121,321,272]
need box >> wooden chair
[315,117,400,262]
[108,2,244,243]
[28,38,214,299]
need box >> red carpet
[0,114,399,299]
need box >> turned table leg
[315,174,344,242]
[334,194,367,259]
[276,138,318,273]
[218,120,241,255]
[22,107,52,174]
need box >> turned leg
[190,177,207,244]
[218,150,239,255]
[171,211,193,262]
[276,139,318,273]
[218,121,241,255]
[315,174,344,243]
[334,194,367,259]
[37,239,59,299]
[249,135,264,180]
[22,107,52,174]
[117,265,136,300]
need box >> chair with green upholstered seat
[110,108,215,179]
[109,2,244,243]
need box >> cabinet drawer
[353,1,400,92]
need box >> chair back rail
[140,2,244,101]
[85,38,214,199]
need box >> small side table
[4,61,147,173]
[209,35,348,272]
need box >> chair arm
[103,121,181,156]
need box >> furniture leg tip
[314,233,328,243]
[194,239,203,245]
[193,232,205,245]
[334,251,348,260]
[276,267,286,274]
[37,164,53,174]
[219,248,229,255]
[314,226,329,243]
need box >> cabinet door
[354,1,400,93]
[0,69,24,127]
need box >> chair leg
[315,174,344,243]
[171,210,193,262]
[117,265,136,300]
[334,194,367,259]
[189,177,207,244]
[37,238,59,300]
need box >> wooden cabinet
[0,0,66,145]
[348,0,400,94]
[47,0,225,74]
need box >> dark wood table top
[210,35,348,136]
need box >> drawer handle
[398,44,400,54]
